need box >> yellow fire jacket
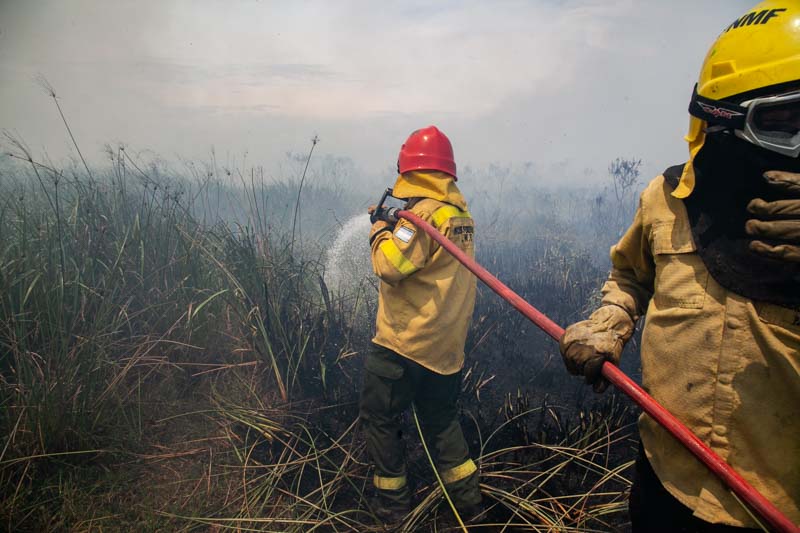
[602,174,800,527]
[370,171,477,375]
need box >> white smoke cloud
[0,0,753,182]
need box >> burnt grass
[311,236,643,531]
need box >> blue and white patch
[395,226,415,243]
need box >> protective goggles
[689,84,800,158]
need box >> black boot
[368,490,411,529]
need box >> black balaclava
[681,130,800,309]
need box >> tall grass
[0,144,367,529]
[0,130,641,530]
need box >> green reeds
[0,148,358,529]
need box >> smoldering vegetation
[0,134,645,531]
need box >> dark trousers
[359,344,481,511]
[630,443,761,533]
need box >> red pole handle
[397,209,798,533]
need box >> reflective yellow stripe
[432,205,472,228]
[441,459,477,484]
[379,239,418,275]
[373,474,407,491]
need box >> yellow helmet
[674,0,800,198]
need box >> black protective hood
[664,132,800,309]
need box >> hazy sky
[0,0,752,183]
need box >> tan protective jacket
[370,171,476,375]
[603,174,800,527]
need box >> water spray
[371,189,798,532]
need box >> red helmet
[397,125,457,179]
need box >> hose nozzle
[371,188,401,224]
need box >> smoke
[0,1,752,181]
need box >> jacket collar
[392,170,467,210]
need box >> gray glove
[746,170,800,263]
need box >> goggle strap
[688,84,748,130]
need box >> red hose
[397,209,799,533]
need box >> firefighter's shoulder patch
[395,226,415,243]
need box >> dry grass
[0,104,640,530]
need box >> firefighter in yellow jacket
[361,126,482,523]
[560,2,800,531]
